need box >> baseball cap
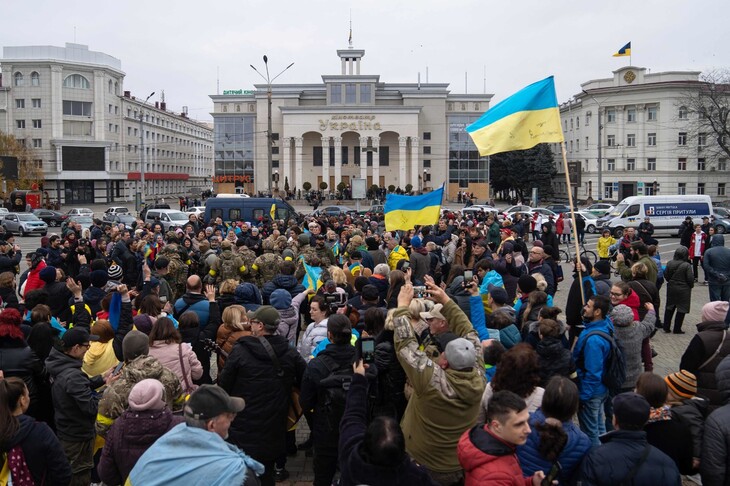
[420,303,446,321]
[246,305,281,328]
[444,337,476,371]
[184,384,245,420]
[61,327,99,348]
[612,392,650,429]
[487,284,509,305]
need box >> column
[294,137,303,192]
[359,136,368,181]
[356,58,361,75]
[321,136,330,193]
[372,136,380,188]
[410,136,420,190]
[398,136,408,190]
[333,136,342,192]
[281,137,291,192]
[636,104,645,169]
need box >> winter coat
[173,292,211,327]
[628,278,660,321]
[594,273,612,297]
[579,429,681,486]
[565,274,596,328]
[680,320,730,408]
[0,414,71,486]
[703,234,730,285]
[297,318,329,361]
[671,397,709,461]
[262,274,306,304]
[45,346,104,441]
[372,330,407,421]
[527,261,555,296]
[82,340,119,379]
[97,408,184,486]
[689,232,707,259]
[0,337,45,411]
[45,281,73,324]
[536,336,576,387]
[409,249,430,285]
[618,255,658,285]
[0,286,20,310]
[216,293,238,314]
[614,310,656,388]
[367,274,390,303]
[83,285,106,317]
[148,341,203,394]
[700,355,730,486]
[665,248,694,313]
[219,334,306,462]
[644,406,694,475]
[517,409,592,485]
[0,250,21,275]
[573,316,613,402]
[458,424,533,486]
[445,276,471,317]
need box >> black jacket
[45,281,73,324]
[579,429,681,486]
[219,334,306,462]
[0,286,20,310]
[536,336,576,387]
[262,274,306,304]
[680,320,730,408]
[0,337,45,413]
[0,250,21,275]
[1,414,71,485]
[372,331,407,421]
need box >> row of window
[15,98,42,109]
[602,182,726,198]
[600,158,727,171]
[597,131,708,148]
[565,106,662,131]
[128,109,210,139]
[15,119,42,129]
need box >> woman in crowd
[217,278,240,314]
[215,304,251,371]
[609,281,640,320]
[147,317,203,395]
[663,247,694,334]
[0,272,20,310]
[82,319,120,379]
[517,376,591,485]
[610,303,656,393]
[132,294,164,335]
[386,269,407,309]
[0,376,72,485]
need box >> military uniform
[235,246,258,283]
[252,251,284,288]
[157,244,189,302]
[209,248,247,284]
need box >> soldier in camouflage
[251,250,284,288]
[209,239,247,284]
[157,243,189,302]
[234,240,258,283]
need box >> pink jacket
[148,341,203,393]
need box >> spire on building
[348,10,353,48]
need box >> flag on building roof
[465,76,564,157]
[613,42,631,57]
[384,185,444,231]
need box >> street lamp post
[138,91,155,211]
[250,57,294,196]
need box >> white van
[597,195,713,237]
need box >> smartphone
[413,286,427,298]
[401,261,410,270]
[112,362,124,376]
[541,462,561,486]
[360,337,375,364]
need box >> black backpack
[577,330,627,394]
[317,355,353,433]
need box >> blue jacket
[572,316,613,402]
[517,409,592,485]
[173,293,211,327]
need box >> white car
[186,206,206,218]
[102,207,131,222]
[576,211,600,233]
[66,207,94,219]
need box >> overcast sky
[4,0,728,122]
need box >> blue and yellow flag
[270,203,277,220]
[384,185,444,231]
[302,261,323,294]
[613,42,631,57]
[466,76,564,157]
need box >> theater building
[210,45,493,200]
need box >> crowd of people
[0,200,729,486]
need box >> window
[678,183,686,195]
[32,119,41,129]
[607,109,616,123]
[576,139,580,151]
[719,159,728,171]
[678,132,687,145]
[423,132,431,140]
[698,158,706,171]
[627,109,636,122]
[678,106,688,119]
[63,74,90,89]
[313,146,323,166]
[331,84,342,104]
[576,117,580,128]
[607,159,616,171]
[570,141,573,152]
[379,146,390,166]
[648,133,656,146]
[647,106,657,120]
[647,158,656,171]
[15,99,25,109]
[585,136,589,150]
[108,80,113,93]
[16,120,25,129]
[345,84,357,104]
[626,205,640,217]
[14,72,24,86]
[720,183,726,196]
[698,133,707,147]
[604,183,613,199]
[678,158,687,170]
[32,98,41,108]
[108,104,113,114]
[30,72,39,86]
[32,138,42,148]
[63,100,92,116]
[423,159,431,168]
[698,183,706,195]
[585,112,591,126]
[627,158,635,171]
[359,84,371,103]
[627,134,636,147]
[423,146,431,155]
[114,82,119,95]
[16,139,25,147]
[570,119,574,129]
[607,135,616,147]
[564,120,568,131]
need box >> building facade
[210,46,493,200]
[554,66,728,203]
[0,43,213,204]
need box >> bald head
[529,246,545,263]
[187,275,203,293]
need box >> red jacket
[617,288,641,321]
[688,232,706,259]
[458,424,533,486]
[23,260,47,297]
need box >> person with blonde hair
[215,305,251,370]
[217,278,240,314]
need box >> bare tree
[0,130,45,192]
[681,69,730,162]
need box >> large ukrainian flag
[466,76,564,157]
[384,185,444,231]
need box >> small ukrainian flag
[613,42,631,57]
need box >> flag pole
[560,142,585,307]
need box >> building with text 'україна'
[209,44,493,200]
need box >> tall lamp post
[250,56,294,196]
[138,91,155,211]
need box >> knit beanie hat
[128,379,166,412]
[517,275,537,294]
[122,330,150,362]
[610,304,635,326]
[90,270,109,288]
[701,301,730,323]
[664,370,697,399]
[108,263,124,280]
[39,266,57,284]
[269,289,292,310]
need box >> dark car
[110,213,138,228]
[139,203,171,221]
[32,209,68,227]
[545,204,576,214]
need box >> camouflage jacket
[295,244,321,280]
[252,252,284,288]
[158,245,189,301]
[236,247,258,282]
[210,249,246,284]
[95,355,183,438]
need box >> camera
[323,292,346,313]
[413,286,427,299]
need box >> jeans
[709,283,730,303]
[579,392,608,446]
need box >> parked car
[32,209,68,227]
[532,208,558,218]
[2,213,47,236]
[575,211,600,233]
[584,203,614,214]
[102,207,131,222]
[545,204,577,214]
[144,209,189,231]
[66,207,94,218]
[358,204,384,215]
[312,205,357,217]
[186,206,206,218]
[68,216,94,234]
[108,213,138,228]
[139,203,171,221]
[712,207,730,234]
